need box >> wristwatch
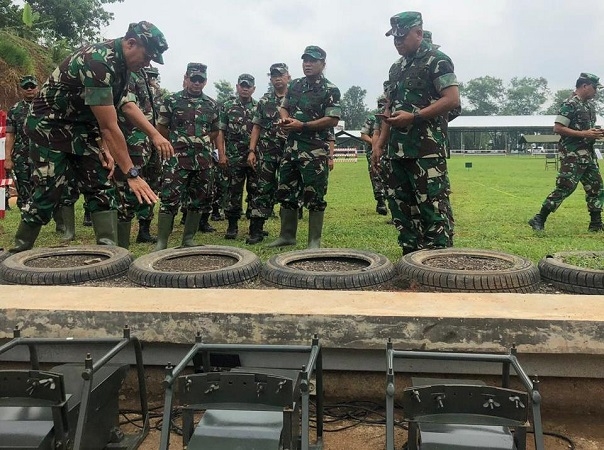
[127,166,140,178]
[248,148,256,153]
[413,111,424,125]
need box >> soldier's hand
[3,157,13,171]
[218,154,228,169]
[247,152,257,170]
[99,149,116,179]
[280,118,303,133]
[371,146,383,174]
[386,111,414,129]
[152,135,174,160]
[328,158,334,171]
[585,128,604,139]
[127,177,158,204]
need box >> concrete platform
[1,286,603,377]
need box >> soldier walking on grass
[529,73,604,232]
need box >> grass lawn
[1,154,602,264]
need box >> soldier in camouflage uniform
[360,96,388,216]
[268,45,341,249]
[529,73,604,232]
[9,21,169,253]
[246,63,291,244]
[217,74,258,240]
[155,62,222,250]
[114,66,168,248]
[372,12,460,255]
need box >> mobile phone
[375,113,389,119]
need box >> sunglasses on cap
[22,84,37,90]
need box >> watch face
[128,167,139,178]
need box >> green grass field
[1,154,602,264]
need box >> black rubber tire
[396,248,540,293]
[128,245,261,288]
[0,245,133,285]
[538,251,604,295]
[261,248,396,290]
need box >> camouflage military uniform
[116,70,157,223]
[219,95,258,219]
[541,94,603,214]
[249,90,287,219]
[360,114,386,203]
[277,75,341,211]
[6,100,33,209]
[384,38,458,254]
[22,38,132,225]
[157,89,219,215]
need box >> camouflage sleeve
[157,94,173,128]
[5,104,18,133]
[555,99,575,127]
[281,81,294,112]
[210,103,220,133]
[218,101,229,131]
[117,91,137,110]
[324,85,341,118]
[431,53,458,93]
[81,54,115,106]
[251,98,264,126]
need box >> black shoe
[199,221,217,233]
[245,218,265,244]
[588,222,603,232]
[224,217,238,239]
[83,211,92,227]
[136,219,157,243]
[376,198,388,216]
[528,215,545,231]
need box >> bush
[0,40,32,71]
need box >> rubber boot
[307,210,325,249]
[10,221,42,253]
[528,207,550,231]
[211,205,223,221]
[198,213,216,233]
[588,211,603,232]
[266,208,298,247]
[136,219,157,243]
[182,211,202,247]
[91,210,118,246]
[155,213,175,251]
[225,217,238,240]
[180,208,187,225]
[245,218,266,244]
[376,198,388,216]
[83,210,92,227]
[53,206,65,233]
[61,204,76,241]
[117,221,132,249]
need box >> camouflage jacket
[252,91,287,157]
[360,114,377,145]
[118,71,155,152]
[157,89,219,168]
[219,96,257,158]
[25,38,129,155]
[555,94,597,156]
[282,75,341,151]
[6,99,32,156]
[386,39,458,159]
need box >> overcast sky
[102,0,604,109]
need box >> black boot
[298,207,304,220]
[528,207,550,231]
[588,211,603,232]
[225,217,238,239]
[53,206,66,233]
[246,218,266,244]
[83,210,92,227]
[211,204,223,221]
[376,198,388,215]
[10,221,42,253]
[180,209,187,225]
[199,213,216,233]
[136,219,157,243]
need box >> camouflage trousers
[11,151,31,210]
[275,146,329,212]
[382,156,454,254]
[542,153,604,213]
[159,155,213,216]
[249,155,281,219]
[22,142,117,226]
[114,147,156,222]
[224,155,258,219]
[365,151,386,200]
[212,166,228,211]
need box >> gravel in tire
[261,248,396,290]
[128,245,261,288]
[0,245,133,285]
[396,248,540,293]
[538,251,604,295]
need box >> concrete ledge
[1,286,603,356]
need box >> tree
[214,79,234,104]
[340,85,368,130]
[0,0,21,30]
[502,77,549,115]
[459,76,504,115]
[544,89,573,115]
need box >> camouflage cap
[579,72,602,89]
[301,45,326,60]
[268,63,289,76]
[385,11,422,37]
[238,73,255,87]
[186,62,207,79]
[20,75,38,87]
[126,21,168,65]
[423,30,433,44]
[377,95,387,108]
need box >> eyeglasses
[189,77,206,83]
[22,84,37,90]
